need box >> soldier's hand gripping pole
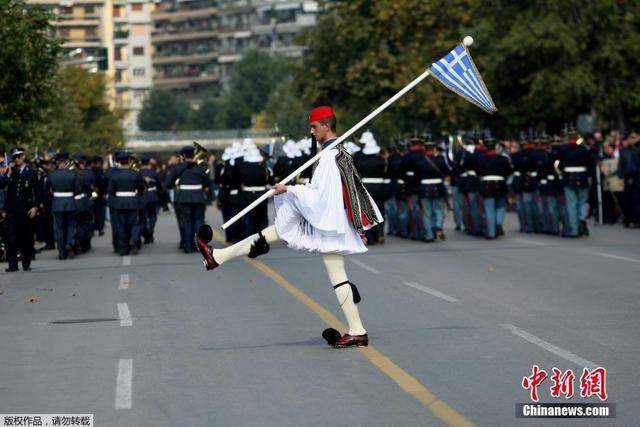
[221,68,432,230]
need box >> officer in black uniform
[167,152,185,249]
[140,155,160,244]
[165,146,209,253]
[34,158,56,250]
[74,155,96,253]
[0,148,41,271]
[91,155,106,236]
[44,151,79,260]
[385,140,407,238]
[476,138,513,239]
[237,147,271,237]
[104,153,120,253]
[355,138,387,244]
[109,151,144,255]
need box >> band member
[196,106,383,348]
[477,138,512,239]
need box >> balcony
[151,30,218,44]
[56,19,100,27]
[152,52,218,65]
[152,7,218,22]
[153,74,220,89]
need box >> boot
[332,334,368,348]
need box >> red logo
[522,365,548,402]
[522,365,607,402]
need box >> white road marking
[592,252,640,264]
[351,258,381,275]
[511,238,548,247]
[119,274,129,290]
[117,303,132,327]
[122,255,131,266]
[503,324,598,369]
[115,359,133,409]
[403,282,459,303]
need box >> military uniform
[415,143,449,241]
[44,152,79,260]
[460,145,483,236]
[237,150,271,237]
[385,143,407,238]
[554,136,593,237]
[400,140,427,240]
[91,156,106,236]
[165,146,209,253]
[477,144,512,239]
[355,138,387,245]
[140,157,161,244]
[536,141,560,235]
[109,153,144,255]
[0,148,41,271]
[75,156,96,253]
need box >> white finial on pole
[463,36,474,47]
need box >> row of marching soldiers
[212,129,595,246]
[356,129,593,241]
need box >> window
[59,28,70,37]
[84,5,95,15]
[62,5,73,15]
[131,3,143,12]
[113,5,122,18]
[133,46,144,56]
[133,68,145,77]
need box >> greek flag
[429,43,497,114]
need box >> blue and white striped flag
[429,43,497,114]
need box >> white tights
[212,225,367,336]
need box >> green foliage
[219,50,290,129]
[0,0,62,149]
[297,0,640,137]
[138,89,190,131]
[47,66,124,154]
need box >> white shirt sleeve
[286,149,347,234]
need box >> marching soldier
[44,151,79,260]
[477,138,512,239]
[554,130,593,237]
[401,137,427,240]
[140,155,161,244]
[385,139,408,238]
[416,140,449,242]
[91,156,106,236]
[74,155,96,253]
[109,151,144,255]
[448,135,465,231]
[536,137,560,235]
[354,131,387,244]
[510,138,527,232]
[0,147,41,271]
[237,146,271,236]
[460,137,483,236]
[34,158,55,250]
[165,146,209,253]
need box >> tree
[472,0,640,134]
[138,89,190,131]
[0,0,62,149]
[297,0,477,142]
[220,50,289,128]
[46,66,124,154]
[264,77,308,138]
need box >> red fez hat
[308,106,335,122]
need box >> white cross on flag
[429,42,497,114]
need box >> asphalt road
[1,205,638,426]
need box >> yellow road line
[212,230,474,427]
